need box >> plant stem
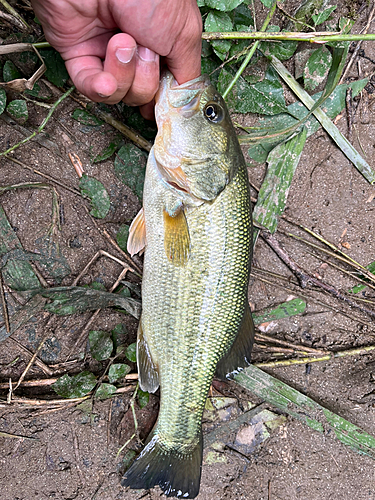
[0,86,75,157]
[223,0,277,99]
[33,42,51,49]
[203,31,375,43]
[255,344,375,368]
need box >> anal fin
[137,319,159,393]
[127,208,146,256]
[215,302,255,380]
[163,207,190,266]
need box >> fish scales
[143,153,251,437]
[123,72,254,498]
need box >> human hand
[31,0,202,119]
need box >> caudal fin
[121,432,202,498]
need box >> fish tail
[121,432,203,499]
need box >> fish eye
[203,102,224,123]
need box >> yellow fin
[127,208,146,256]
[137,319,159,393]
[163,207,190,265]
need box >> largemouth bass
[122,72,254,498]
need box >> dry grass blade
[0,430,37,440]
[281,217,375,284]
[0,0,30,31]
[0,44,45,91]
[251,268,372,327]
[261,230,375,320]
[255,344,375,368]
[255,332,327,355]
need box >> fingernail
[137,46,157,62]
[116,46,136,64]
[98,92,110,98]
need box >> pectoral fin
[137,319,159,393]
[163,207,190,266]
[127,208,146,256]
[215,303,255,380]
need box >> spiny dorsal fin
[127,208,146,256]
[163,207,190,266]
[215,303,255,380]
[137,319,159,393]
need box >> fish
[122,71,254,499]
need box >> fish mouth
[155,71,210,115]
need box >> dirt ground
[1,1,375,499]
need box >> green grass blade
[252,127,307,234]
[235,364,375,459]
[253,297,306,325]
[270,55,375,185]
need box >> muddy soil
[0,1,375,499]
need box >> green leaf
[252,127,307,233]
[114,144,147,199]
[0,89,6,115]
[42,286,141,319]
[259,0,275,7]
[6,99,28,123]
[24,82,51,99]
[108,363,131,383]
[205,11,233,60]
[72,108,103,127]
[116,224,130,251]
[93,138,122,163]
[89,281,106,291]
[312,5,337,25]
[125,342,137,363]
[96,383,117,400]
[201,56,219,87]
[53,371,97,398]
[349,261,375,294]
[137,389,149,409]
[79,174,110,219]
[304,46,332,92]
[122,107,157,141]
[0,206,40,292]
[111,323,128,353]
[89,330,113,361]
[218,67,287,115]
[253,298,307,325]
[247,79,367,162]
[261,28,298,60]
[40,48,69,87]
[3,60,22,82]
[204,0,245,11]
[234,2,254,26]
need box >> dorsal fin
[216,303,255,379]
[127,208,146,256]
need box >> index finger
[164,4,202,84]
